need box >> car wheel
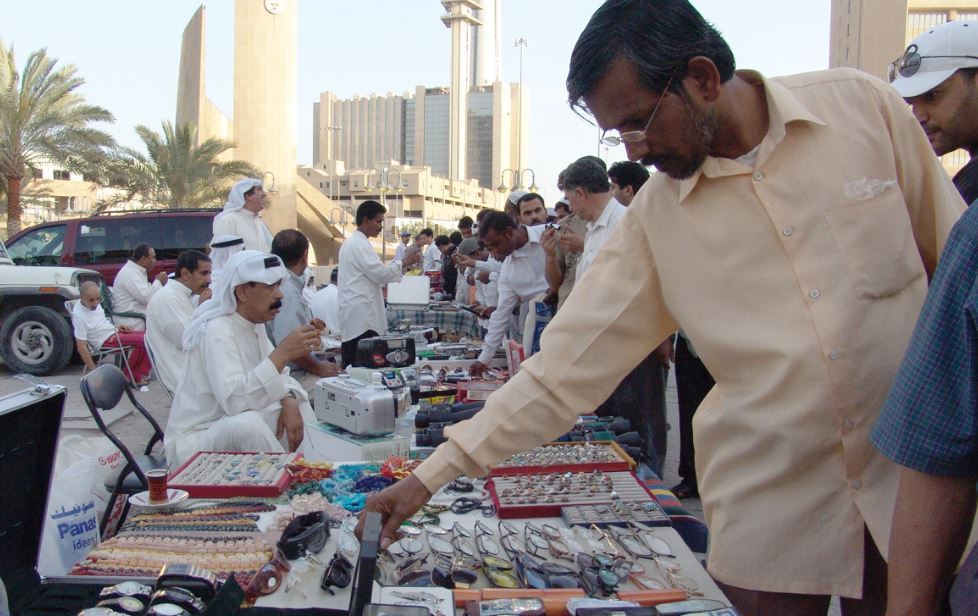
[0,305,74,375]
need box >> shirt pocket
[824,190,922,300]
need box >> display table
[388,306,481,339]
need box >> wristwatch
[287,389,298,400]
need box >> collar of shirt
[230,310,262,335]
[677,69,827,203]
[284,267,305,294]
[172,279,194,298]
[585,196,624,233]
[125,260,147,276]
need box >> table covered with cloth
[387,306,481,339]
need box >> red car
[5,209,218,285]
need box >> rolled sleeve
[414,222,678,493]
[873,205,978,477]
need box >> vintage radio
[313,375,409,436]
[354,335,416,368]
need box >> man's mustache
[269,299,283,310]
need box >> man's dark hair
[449,231,463,246]
[176,249,211,278]
[516,193,546,209]
[132,243,154,262]
[555,200,571,215]
[476,208,490,224]
[458,216,474,230]
[562,159,612,194]
[434,234,451,247]
[576,155,607,172]
[244,184,260,198]
[330,267,339,284]
[557,169,567,191]
[479,210,518,239]
[567,0,735,114]
[356,200,387,225]
[608,160,651,192]
[420,228,434,238]
[271,229,310,268]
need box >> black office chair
[80,364,166,537]
[100,281,146,327]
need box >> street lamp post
[515,37,527,174]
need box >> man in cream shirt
[112,243,169,331]
[145,250,212,393]
[164,250,321,468]
[212,178,272,252]
[360,0,966,611]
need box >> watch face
[96,596,145,614]
[264,0,285,14]
[149,604,189,616]
[100,581,151,598]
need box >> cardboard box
[302,422,410,463]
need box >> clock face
[264,0,285,14]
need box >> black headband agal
[212,237,245,249]
[264,256,282,269]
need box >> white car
[0,236,101,374]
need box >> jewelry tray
[167,451,299,498]
[487,470,657,519]
[487,441,636,477]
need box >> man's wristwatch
[287,389,298,400]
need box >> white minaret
[472,0,501,86]
[441,0,483,181]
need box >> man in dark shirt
[891,20,978,205]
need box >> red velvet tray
[167,451,299,498]
[487,470,655,519]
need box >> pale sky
[5,0,830,205]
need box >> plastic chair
[65,300,135,380]
[100,281,146,327]
[80,364,166,536]
[143,337,174,402]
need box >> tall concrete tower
[233,0,297,233]
[472,0,501,86]
[829,0,908,79]
[175,5,232,147]
[441,0,482,182]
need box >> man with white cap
[394,230,411,262]
[890,20,978,206]
[212,179,272,251]
[163,250,321,468]
[208,235,245,290]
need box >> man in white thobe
[338,200,421,366]
[310,267,341,334]
[394,230,410,262]
[112,243,169,331]
[145,250,212,393]
[209,235,245,291]
[212,178,272,252]
[163,250,322,469]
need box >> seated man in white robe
[164,250,322,468]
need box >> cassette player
[354,335,416,368]
[314,375,409,436]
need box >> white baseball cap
[890,20,978,98]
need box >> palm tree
[102,121,257,211]
[0,40,115,236]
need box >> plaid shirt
[872,203,978,477]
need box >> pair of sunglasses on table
[379,518,699,596]
[888,43,978,83]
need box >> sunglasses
[888,44,978,82]
[320,551,353,595]
[245,547,291,600]
[514,552,580,590]
[277,511,329,560]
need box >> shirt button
[782,226,793,237]
[829,349,841,361]
[843,419,854,430]
[752,171,764,181]
[809,288,821,299]
[851,479,862,490]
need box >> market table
[387,305,481,339]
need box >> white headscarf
[222,178,263,212]
[183,250,289,350]
[209,235,245,287]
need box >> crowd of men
[67,1,978,613]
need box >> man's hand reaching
[356,475,433,549]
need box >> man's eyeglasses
[600,75,674,147]
[888,44,978,82]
